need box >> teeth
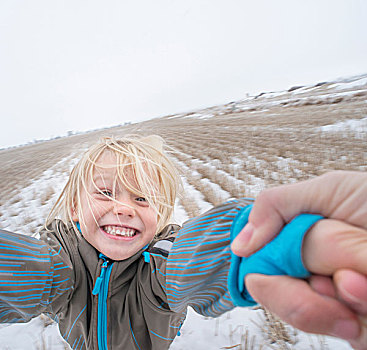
[104,226,136,237]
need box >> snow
[183,112,215,119]
[180,176,213,213]
[163,74,367,122]
[253,89,365,109]
[261,91,288,99]
[0,305,353,350]
[172,200,190,225]
[329,76,367,90]
[0,317,68,349]
[319,117,367,137]
[170,307,352,350]
[0,153,81,236]
[291,86,318,94]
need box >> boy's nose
[113,201,136,217]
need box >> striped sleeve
[0,228,74,323]
[166,198,253,317]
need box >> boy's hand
[245,219,367,348]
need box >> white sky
[1,0,366,149]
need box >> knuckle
[256,187,280,207]
[320,170,343,183]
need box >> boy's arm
[0,228,74,323]
[166,198,253,317]
[166,199,323,317]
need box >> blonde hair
[45,135,181,235]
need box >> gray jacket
[0,199,253,349]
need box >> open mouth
[102,225,139,238]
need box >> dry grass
[23,215,35,226]
[224,326,260,350]
[7,194,22,206]
[8,210,20,217]
[255,308,297,349]
[191,178,226,206]
[40,186,55,206]
[178,191,201,218]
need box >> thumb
[232,178,321,257]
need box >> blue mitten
[228,205,323,306]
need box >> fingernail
[332,320,360,340]
[231,223,254,255]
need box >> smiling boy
[0,135,328,350]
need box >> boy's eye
[136,197,147,202]
[100,189,113,197]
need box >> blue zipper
[92,253,114,350]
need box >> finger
[349,317,367,350]
[295,273,367,350]
[308,275,337,298]
[331,269,367,349]
[334,269,367,315]
[302,220,367,276]
[232,171,367,257]
[245,273,360,340]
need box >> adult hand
[230,171,367,347]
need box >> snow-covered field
[0,74,366,349]
[0,162,353,350]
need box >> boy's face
[72,151,158,260]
